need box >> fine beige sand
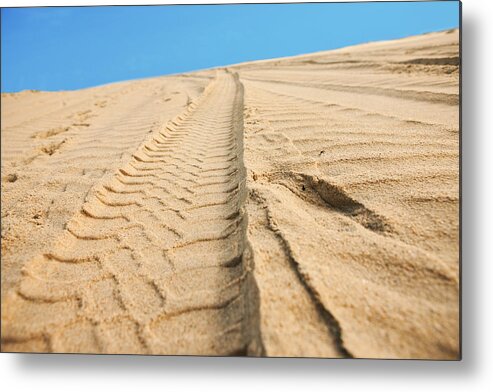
[1,29,459,359]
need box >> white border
[2,1,493,391]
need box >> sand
[0,29,459,358]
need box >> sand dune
[1,29,459,358]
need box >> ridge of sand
[1,29,459,358]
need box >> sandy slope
[1,29,459,358]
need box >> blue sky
[1,1,460,92]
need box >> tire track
[1,71,262,355]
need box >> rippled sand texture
[1,29,459,358]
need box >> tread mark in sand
[1,71,262,356]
